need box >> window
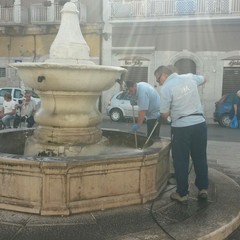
[0,68,6,78]
[174,59,196,74]
[0,89,11,97]
[31,91,39,98]
[117,91,132,100]
[14,89,23,99]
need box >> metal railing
[0,6,14,23]
[109,0,240,19]
[31,4,61,23]
[31,2,86,24]
[0,1,86,25]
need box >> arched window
[174,58,196,74]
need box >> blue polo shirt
[233,94,240,120]
[136,82,160,120]
[160,73,205,127]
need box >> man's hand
[132,124,140,132]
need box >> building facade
[102,0,240,121]
[0,0,102,87]
[1,0,240,121]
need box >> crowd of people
[0,90,36,129]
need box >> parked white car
[0,87,41,107]
[106,91,138,122]
[106,91,172,124]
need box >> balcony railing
[31,4,61,23]
[31,2,87,24]
[0,6,14,23]
[109,0,240,19]
[0,1,86,25]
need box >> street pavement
[100,118,240,240]
[100,118,240,183]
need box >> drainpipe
[98,0,104,112]
[33,34,36,62]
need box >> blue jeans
[147,118,161,140]
[1,114,15,128]
[171,122,208,197]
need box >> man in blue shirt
[125,81,161,140]
[233,90,240,126]
[154,65,208,204]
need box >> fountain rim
[10,62,127,72]
[0,128,163,163]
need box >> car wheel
[218,114,231,127]
[110,108,123,122]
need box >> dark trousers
[147,118,161,140]
[171,122,208,197]
[13,115,35,128]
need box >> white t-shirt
[160,73,205,127]
[3,100,16,114]
[20,99,36,116]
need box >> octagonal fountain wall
[0,128,170,215]
[0,1,171,215]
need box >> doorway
[174,58,196,74]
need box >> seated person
[0,93,16,129]
[13,90,36,128]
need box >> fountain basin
[12,63,125,128]
[13,63,125,92]
[0,129,170,215]
[11,62,126,156]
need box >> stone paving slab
[156,169,240,240]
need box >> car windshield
[31,91,39,98]
[116,91,132,100]
[0,89,11,97]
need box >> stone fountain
[13,2,127,157]
[0,2,171,216]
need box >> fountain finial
[47,2,94,65]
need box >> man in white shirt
[13,90,36,128]
[155,65,208,204]
[0,93,16,129]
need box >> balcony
[0,5,20,25]
[109,0,240,20]
[31,2,87,24]
[0,1,86,26]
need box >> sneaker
[170,192,188,204]
[198,189,208,200]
